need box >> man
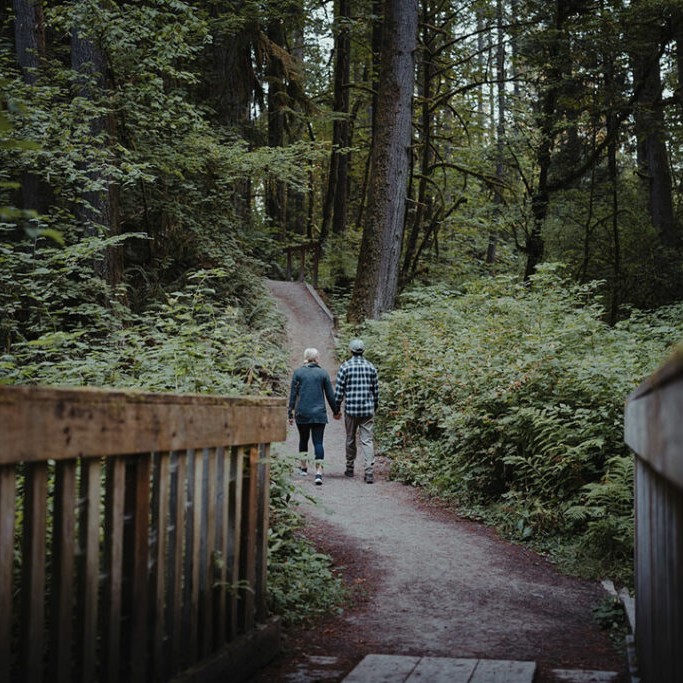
[334,338,379,483]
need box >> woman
[288,347,338,485]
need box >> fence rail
[283,241,321,287]
[625,351,683,683]
[0,385,286,683]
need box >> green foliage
[0,240,287,395]
[563,455,635,583]
[360,265,683,582]
[0,82,39,224]
[593,595,627,632]
[267,453,346,623]
[592,594,629,648]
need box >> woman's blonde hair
[303,347,319,363]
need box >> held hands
[333,413,342,420]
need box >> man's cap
[349,338,365,353]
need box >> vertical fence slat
[78,457,102,683]
[152,452,170,680]
[203,447,218,655]
[168,451,186,674]
[50,460,77,683]
[256,444,271,621]
[21,462,49,683]
[229,447,244,640]
[215,447,228,645]
[129,454,151,683]
[634,459,652,674]
[298,249,305,281]
[635,458,683,683]
[0,465,16,682]
[103,457,126,683]
[240,446,259,632]
[189,450,202,663]
[198,449,208,656]
[312,242,320,288]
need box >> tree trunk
[401,0,432,283]
[510,0,521,98]
[631,15,677,247]
[321,0,352,241]
[523,1,564,280]
[208,2,256,226]
[487,0,507,265]
[13,0,44,82]
[355,0,384,231]
[286,11,308,237]
[13,0,48,218]
[266,16,287,238]
[672,7,683,112]
[347,0,417,323]
[71,22,122,289]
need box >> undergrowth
[0,229,346,626]
[267,453,347,624]
[354,264,683,588]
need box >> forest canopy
[3,0,683,329]
[3,0,683,597]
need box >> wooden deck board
[342,654,420,682]
[342,655,536,683]
[549,670,621,682]
[470,658,536,682]
[407,656,477,681]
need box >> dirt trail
[255,279,628,682]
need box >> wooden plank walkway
[341,655,536,682]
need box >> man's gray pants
[344,414,375,476]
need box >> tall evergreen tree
[347,0,418,322]
[628,0,678,247]
[12,0,47,218]
[70,3,122,289]
[321,0,351,241]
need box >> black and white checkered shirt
[334,354,379,417]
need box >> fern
[361,266,682,579]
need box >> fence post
[625,353,683,683]
[312,242,320,289]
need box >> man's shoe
[315,473,323,486]
[344,467,354,477]
[299,467,308,475]
[365,474,374,484]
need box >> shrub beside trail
[360,266,683,585]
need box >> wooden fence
[624,351,683,683]
[284,241,321,288]
[0,385,286,683]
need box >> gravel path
[256,279,628,682]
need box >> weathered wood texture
[0,385,286,683]
[625,351,683,683]
[0,384,285,463]
[341,654,536,683]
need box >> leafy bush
[0,240,344,624]
[267,453,346,624]
[360,265,683,582]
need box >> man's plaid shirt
[334,354,379,417]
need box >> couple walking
[287,339,379,485]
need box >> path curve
[257,279,627,682]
